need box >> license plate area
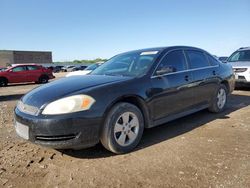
[15,121,29,140]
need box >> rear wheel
[101,102,144,154]
[0,78,8,87]
[208,84,228,113]
[38,75,49,84]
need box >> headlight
[42,95,95,115]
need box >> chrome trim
[151,65,219,79]
[151,48,219,79]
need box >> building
[0,50,52,67]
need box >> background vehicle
[15,46,234,154]
[66,62,103,77]
[72,65,87,71]
[0,67,7,72]
[227,47,250,85]
[0,64,54,86]
[61,65,76,72]
[218,56,228,63]
[53,65,64,73]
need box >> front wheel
[100,102,144,154]
[0,78,8,87]
[208,84,228,113]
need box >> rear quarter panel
[218,63,235,93]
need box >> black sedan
[14,46,235,154]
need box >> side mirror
[8,69,13,72]
[156,66,176,75]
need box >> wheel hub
[114,112,139,146]
[217,88,226,109]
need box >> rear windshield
[228,50,250,62]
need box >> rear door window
[206,54,219,66]
[27,66,39,70]
[155,50,187,74]
[186,50,209,69]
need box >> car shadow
[6,82,37,87]
[235,85,250,91]
[0,94,24,102]
[62,92,250,159]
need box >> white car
[227,47,250,85]
[66,63,103,77]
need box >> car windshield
[228,50,250,62]
[91,51,159,77]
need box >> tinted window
[12,66,26,72]
[27,66,39,70]
[228,50,250,62]
[207,54,219,66]
[186,50,209,69]
[156,50,187,73]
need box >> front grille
[17,101,40,116]
[233,68,247,73]
[35,134,76,141]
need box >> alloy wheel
[217,88,226,109]
[113,112,139,147]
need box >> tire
[100,102,144,154]
[0,78,8,87]
[208,84,228,113]
[38,75,49,84]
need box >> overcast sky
[0,0,250,61]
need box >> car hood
[22,75,132,108]
[228,61,250,68]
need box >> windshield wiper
[104,73,124,77]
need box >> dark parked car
[61,65,76,72]
[218,56,228,63]
[0,64,54,86]
[14,46,235,154]
[72,65,87,71]
[53,66,64,73]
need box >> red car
[0,64,55,86]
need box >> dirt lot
[0,75,249,188]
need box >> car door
[8,66,28,83]
[26,65,40,82]
[150,50,194,121]
[185,50,220,106]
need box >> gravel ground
[0,75,249,188]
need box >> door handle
[185,75,189,81]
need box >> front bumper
[234,71,250,84]
[14,108,102,149]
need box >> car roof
[12,64,40,67]
[119,46,206,55]
[237,47,250,51]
